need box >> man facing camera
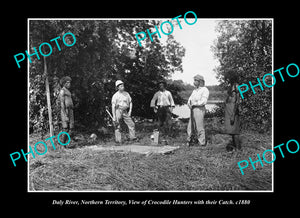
[59,76,74,145]
[111,80,137,144]
[150,80,175,136]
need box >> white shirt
[150,90,175,107]
[112,91,132,110]
[188,87,209,106]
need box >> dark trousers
[157,106,172,135]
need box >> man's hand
[62,110,69,122]
[153,107,158,113]
[128,111,132,117]
[169,107,174,113]
[112,117,119,127]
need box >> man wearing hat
[59,76,74,144]
[111,80,136,144]
[150,80,175,136]
[187,74,209,146]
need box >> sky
[161,19,220,86]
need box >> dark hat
[158,80,167,86]
[60,76,72,86]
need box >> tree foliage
[212,20,272,132]
[29,20,185,134]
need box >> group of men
[59,74,210,146]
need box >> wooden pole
[44,55,54,137]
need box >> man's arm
[127,93,133,117]
[111,94,117,121]
[168,92,175,107]
[168,92,175,113]
[187,91,193,109]
[150,92,158,108]
[231,92,238,124]
[150,92,159,113]
[112,103,116,121]
[235,85,242,113]
[128,102,133,117]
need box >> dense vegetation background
[212,20,272,132]
[29,19,272,135]
[29,20,186,134]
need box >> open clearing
[29,120,272,191]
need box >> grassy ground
[29,118,272,191]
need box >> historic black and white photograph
[28,18,272,191]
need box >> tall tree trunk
[44,56,54,137]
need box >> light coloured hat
[115,80,124,87]
[194,74,204,82]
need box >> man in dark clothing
[150,81,175,136]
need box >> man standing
[59,76,74,144]
[187,75,209,146]
[150,81,175,136]
[224,83,241,151]
[112,80,136,144]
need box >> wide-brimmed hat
[115,80,124,87]
[194,74,204,82]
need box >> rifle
[105,106,122,143]
[105,106,118,127]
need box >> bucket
[151,129,159,145]
[115,129,122,143]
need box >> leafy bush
[29,20,185,134]
[212,20,272,133]
[205,103,225,119]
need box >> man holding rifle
[111,80,137,144]
[187,74,209,146]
